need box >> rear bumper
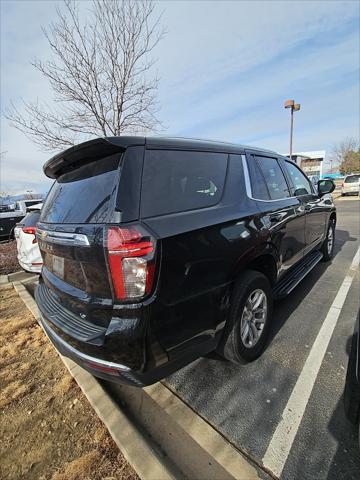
[342,187,359,195]
[18,259,42,274]
[38,312,146,386]
[38,309,206,387]
[35,282,218,387]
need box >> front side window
[141,150,228,217]
[285,161,312,196]
[255,156,290,200]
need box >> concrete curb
[12,281,179,480]
[107,382,265,480]
[0,274,9,284]
[146,382,262,479]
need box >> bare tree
[329,137,359,173]
[6,0,164,151]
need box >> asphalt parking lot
[16,196,359,480]
[164,196,360,480]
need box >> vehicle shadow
[268,228,357,344]
[326,333,360,480]
[164,229,358,469]
[287,334,360,480]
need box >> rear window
[18,211,41,227]
[40,154,121,223]
[345,175,360,183]
[141,150,228,217]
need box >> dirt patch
[0,240,19,275]
[0,286,139,480]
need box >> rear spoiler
[43,137,146,179]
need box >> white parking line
[263,247,360,478]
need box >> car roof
[103,135,277,155]
[44,136,279,178]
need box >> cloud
[0,0,359,193]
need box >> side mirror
[317,179,335,197]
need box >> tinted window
[18,211,41,227]
[40,154,121,223]
[345,175,360,183]
[255,156,290,200]
[142,150,227,217]
[247,156,270,200]
[285,161,312,196]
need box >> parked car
[35,137,336,386]
[0,203,16,213]
[341,174,360,196]
[0,199,43,240]
[14,204,43,273]
[344,313,360,444]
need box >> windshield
[40,153,121,224]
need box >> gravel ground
[0,285,139,480]
[0,240,19,275]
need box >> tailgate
[37,224,113,328]
[37,151,123,328]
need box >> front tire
[321,219,335,261]
[220,271,273,364]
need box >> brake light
[22,226,37,243]
[106,226,156,300]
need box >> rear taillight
[106,226,156,300]
[22,226,37,243]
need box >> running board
[273,250,323,299]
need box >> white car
[14,204,43,273]
[341,174,360,196]
[0,198,43,240]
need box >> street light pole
[284,99,300,162]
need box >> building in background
[286,151,326,178]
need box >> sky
[0,0,359,194]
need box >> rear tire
[220,271,273,364]
[321,219,335,261]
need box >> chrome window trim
[241,155,296,203]
[36,228,90,246]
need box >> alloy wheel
[240,289,268,348]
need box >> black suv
[35,137,336,386]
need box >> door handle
[296,205,305,214]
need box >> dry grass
[0,286,139,480]
[0,240,19,275]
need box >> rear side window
[40,153,121,223]
[345,175,360,183]
[285,161,312,196]
[141,150,227,217]
[254,156,290,200]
